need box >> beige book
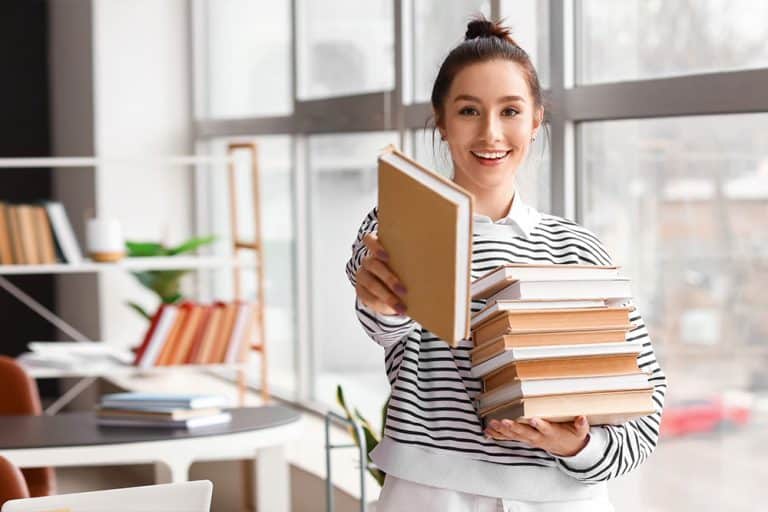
[471,328,629,365]
[378,146,473,345]
[166,304,205,365]
[32,205,58,264]
[0,203,13,264]
[481,388,655,425]
[195,305,225,364]
[483,353,641,391]
[209,302,238,363]
[154,305,191,366]
[472,307,632,346]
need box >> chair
[0,456,29,507]
[0,356,56,496]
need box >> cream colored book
[377,146,473,345]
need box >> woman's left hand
[484,416,591,457]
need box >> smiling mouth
[470,150,511,161]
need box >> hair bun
[464,17,516,44]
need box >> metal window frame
[190,0,768,404]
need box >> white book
[471,340,643,378]
[97,412,232,429]
[136,306,179,369]
[471,298,606,328]
[477,373,651,412]
[472,264,620,299]
[44,202,83,264]
[488,278,632,302]
[101,392,231,410]
[224,302,252,363]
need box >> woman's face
[438,59,543,192]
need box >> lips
[470,150,511,163]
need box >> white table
[0,406,302,512]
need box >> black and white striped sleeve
[345,208,416,349]
[554,230,668,483]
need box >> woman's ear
[532,106,544,134]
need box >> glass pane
[203,0,292,117]
[580,115,768,511]
[413,1,549,104]
[412,127,552,213]
[298,0,393,99]
[500,0,550,89]
[207,136,297,397]
[412,0,491,103]
[309,132,397,426]
[579,0,768,84]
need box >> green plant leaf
[125,241,167,257]
[125,301,152,320]
[335,385,360,445]
[167,235,216,256]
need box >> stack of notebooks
[0,201,82,265]
[133,301,258,369]
[470,264,655,426]
[96,392,232,429]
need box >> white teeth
[471,151,508,160]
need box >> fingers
[573,415,590,436]
[362,232,389,260]
[356,268,406,315]
[484,419,541,445]
[364,257,407,297]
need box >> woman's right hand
[355,232,408,316]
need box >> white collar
[472,191,541,238]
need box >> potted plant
[124,235,216,320]
[336,385,388,509]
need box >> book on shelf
[476,372,651,414]
[471,306,632,346]
[7,205,26,263]
[377,146,473,345]
[471,264,620,299]
[33,205,58,264]
[471,328,630,365]
[480,389,655,425]
[471,298,607,328]
[471,340,643,378]
[133,300,256,368]
[487,278,632,303]
[0,203,13,264]
[45,201,83,264]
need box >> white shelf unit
[0,145,268,412]
[0,256,252,275]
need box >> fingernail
[489,420,500,429]
[377,250,389,261]
[395,303,407,315]
[394,283,407,296]
[530,418,539,428]
[502,419,514,427]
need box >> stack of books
[133,301,258,369]
[470,264,655,426]
[0,201,82,265]
[96,392,232,429]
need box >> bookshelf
[0,143,268,411]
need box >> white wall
[91,0,194,346]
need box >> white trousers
[376,476,615,512]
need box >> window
[501,0,550,88]
[580,115,767,510]
[307,131,397,424]
[202,0,292,117]
[297,0,394,99]
[578,0,768,84]
[205,136,298,397]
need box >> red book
[133,304,168,365]
[183,305,213,364]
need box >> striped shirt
[345,199,667,499]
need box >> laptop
[2,480,212,512]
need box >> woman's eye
[502,107,519,117]
[459,107,479,116]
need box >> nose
[480,112,503,143]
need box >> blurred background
[1,0,766,510]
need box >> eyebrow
[453,94,526,103]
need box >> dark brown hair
[430,16,544,128]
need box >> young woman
[345,17,666,512]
